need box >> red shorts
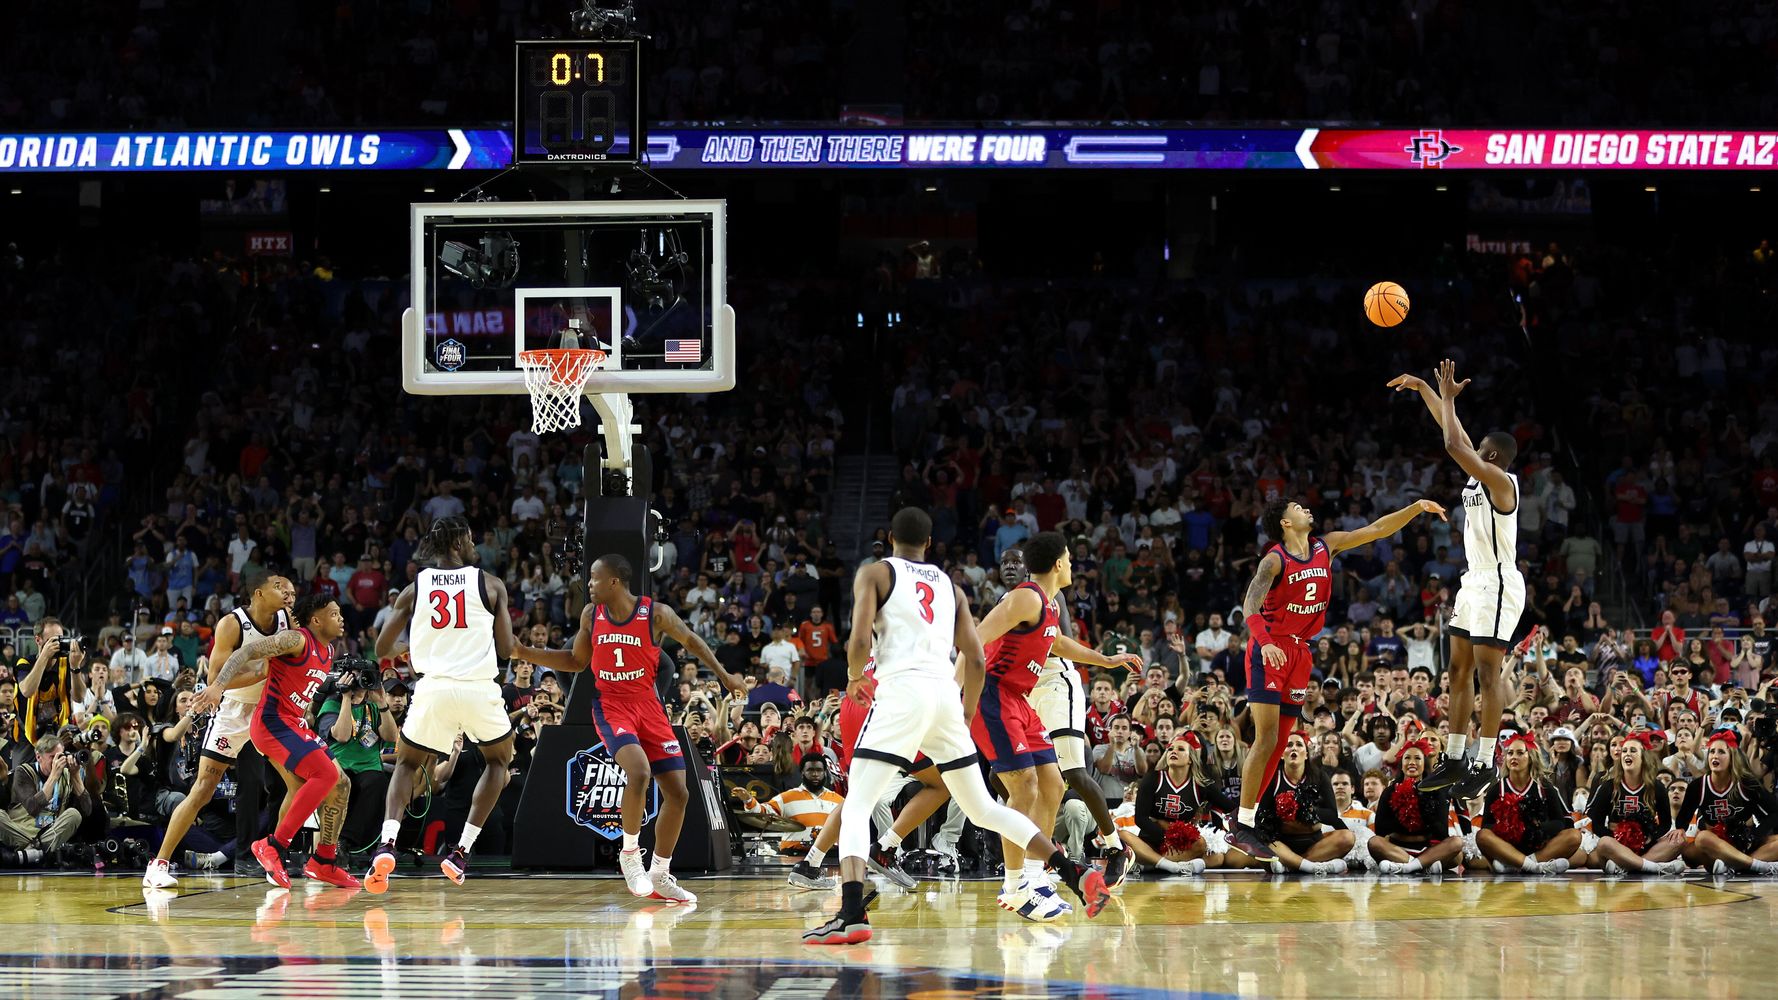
[250,711,330,773]
[591,696,684,774]
[1245,636,1313,709]
[970,677,1055,773]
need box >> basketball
[1364,281,1411,327]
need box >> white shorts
[201,699,255,762]
[401,676,512,755]
[852,672,979,773]
[1449,571,1526,648]
[1030,663,1088,772]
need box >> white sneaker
[1379,860,1417,875]
[1317,859,1348,875]
[619,849,654,898]
[1007,882,1072,923]
[1535,859,1570,876]
[1712,859,1733,878]
[1654,859,1686,877]
[142,858,178,889]
[1602,860,1624,876]
[649,871,697,905]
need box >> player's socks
[1750,860,1778,875]
[381,820,402,844]
[1475,736,1496,762]
[1237,806,1258,828]
[878,830,903,851]
[1445,735,1468,759]
[1021,858,1046,887]
[1520,852,1540,873]
[1002,868,1023,894]
[623,831,640,852]
[805,847,827,868]
[840,879,866,920]
[314,843,337,863]
[460,823,482,853]
[650,853,672,876]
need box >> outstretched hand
[1387,373,1429,394]
[1416,499,1449,522]
[1436,359,1470,398]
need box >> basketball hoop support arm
[590,391,640,485]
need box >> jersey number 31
[429,590,469,629]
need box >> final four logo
[1405,129,1463,168]
[566,743,660,839]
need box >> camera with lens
[1754,715,1776,741]
[330,655,382,695]
[62,727,103,753]
[54,632,83,655]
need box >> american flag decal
[665,339,702,363]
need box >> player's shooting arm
[655,602,744,696]
[374,586,417,660]
[1324,500,1449,555]
[952,583,988,722]
[1052,632,1141,671]
[1435,359,1516,503]
[1386,371,1453,434]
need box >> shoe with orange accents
[364,841,397,895]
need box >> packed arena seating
[6,0,1777,129]
[4,226,1776,880]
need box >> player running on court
[144,571,293,889]
[804,508,1110,945]
[192,594,357,889]
[365,516,517,892]
[1228,495,1447,861]
[972,532,1142,916]
[1390,359,1525,797]
[515,553,747,905]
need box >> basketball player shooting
[514,553,746,906]
[1230,496,1446,861]
[1389,359,1524,798]
[366,516,517,892]
[804,508,1109,946]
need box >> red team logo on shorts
[215,737,230,750]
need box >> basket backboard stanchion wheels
[517,348,606,433]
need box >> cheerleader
[1581,732,1685,876]
[1253,731,1354,875]
[1121,734,1232,875]
[1474,732,1580,875]
[1675,731,1778,876]
[1368,739,1468,875]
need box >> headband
[1501,731,1537,750]
[1707,730,1740,751]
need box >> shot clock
[513,39,643,164]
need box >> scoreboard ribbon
[6,127,1778,173]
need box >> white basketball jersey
[1460,472,1522,582]
[410,566,499,681]
[871,556,957,681]
[222,606,291,706]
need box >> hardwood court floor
[0,868,1770,998]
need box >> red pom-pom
[1710,822,1731,843]
[1163,822,1202,854]
[1489,792,1527,846]
[1391,779,1424,831]
[1612,822,1647,854]
[1275,790,1300,824]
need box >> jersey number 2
[429,590,468,629]
[1303,582,1319,603]
[914,582,936,624]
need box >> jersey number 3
[429,590,468,629]
[914,582,936,624]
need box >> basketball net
[517,348,606,433]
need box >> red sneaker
[304,858,363,889]
[251,838,290,889]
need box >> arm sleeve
[1374,786,1399,837]
[1587,782,1612,831]
[1651,782,1673,837]
[1133,772,1162,826]
[1313,773,1342,827]
[1675,780,1703,829]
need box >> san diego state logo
[1405,129,1462,168]
[566,743,659,839]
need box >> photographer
[1,735,91,852]
[315,660,399,852]
[18,618,86,742]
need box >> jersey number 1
[429,590,468,629]
[914,582,935,624]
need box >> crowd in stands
[6,1,1777,129]
[3,226,1777,882]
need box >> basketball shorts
[1246,637,1312,709]
[1029,662,1088,772]
[591,695,684,774]
[250,712,330,773]
[1448,570,1526,649]
[402,676,513,757]
[839,696,930,773]
[200,698,256,763]
[852,671,979,775]
[970,676,1057,773]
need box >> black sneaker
[788,860,837,890]
[1416,753,1467,792]
[866,845,917,889]
[1452,759,1498,800]
[803,912,871,945]
[1229,823,1277,862]
[1102,841,1134,890]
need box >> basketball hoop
[517,348,606,433]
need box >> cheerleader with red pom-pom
[1580,733,1685,876]
[1122,734,1233,875]
[1673,731,1778,876]
[1368,739,1468,875]
[1247,731,1354,875]
[1474,732,1583,874]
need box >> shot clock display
[514,40,643,164]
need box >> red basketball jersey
[984,582,1061,696]
[591,596,661,700]
[1256,538,1332,644]
[258,627,332,727]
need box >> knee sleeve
[942,767,1039,847]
